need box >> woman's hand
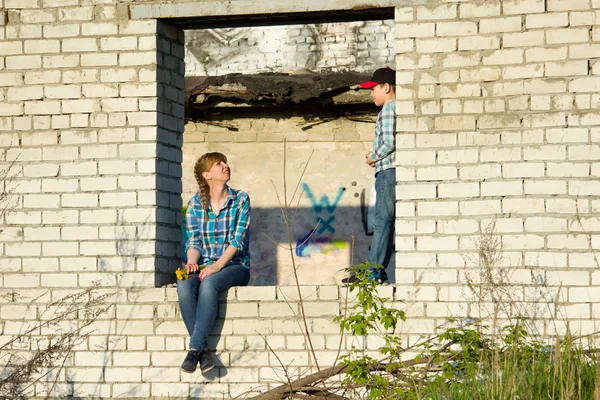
[185,263,200,274]
[199,264,222,281]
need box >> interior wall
[184,20,395,76]
[182,116,383,285]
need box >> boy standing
[343,67,396,284]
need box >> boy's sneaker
[341,270,388,285]
[199,350,214,373]
[341,273,358,285]
[181,350,200,373]
[374,271,388,284]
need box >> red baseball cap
[359,67,396,89]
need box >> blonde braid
[193,152,227,220]
[193,157,210,216]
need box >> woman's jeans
[368,168,396,276]
[177,264,250,350]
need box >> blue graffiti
[295,184,347,257]
[316,216,335,234]
[295,229,316,257]
[302,183,345,234]
[302,183,344,214]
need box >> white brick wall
[184,20,395,76]
[393,0,600,349]
[0,2,182,291]
[0,284,492,399]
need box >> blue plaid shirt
[183,186,250,269]
[370,100,396,173]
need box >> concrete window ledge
[128,1,420,21]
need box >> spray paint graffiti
[296,183,348,258]
[295,229,347,258]
[302,183,345,234]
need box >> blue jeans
[368,168,396,276]
[177,264,250,350]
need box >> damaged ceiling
[184,72,380,129]
[186,72,373,108]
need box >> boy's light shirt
[369,99,396,173]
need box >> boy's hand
[365,152,376,167]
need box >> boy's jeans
[177,264,250,350]
[368,168,396,277]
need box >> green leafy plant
[334,261,405,336]
[251,256,599,400]
[334,261,407,399]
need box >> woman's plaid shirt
[184,186,251,269]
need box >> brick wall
[393,0,600,336]
[155,21,185,286]
[2,285,380,399]
[185,20,395,76]
[0,1,182,289]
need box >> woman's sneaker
[199,350,214,373]
[181,350,201,373]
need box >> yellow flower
[176,267,189,280]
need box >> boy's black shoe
[199,350,214,373]
[376,273,389,284]
[341,271,388,286]
[181,350,201,373]
[341,273,358,285]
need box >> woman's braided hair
[193,152,228,216]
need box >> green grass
[342,318,599,400]
[411,330,599,400]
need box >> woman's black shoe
[181,350,200,373]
